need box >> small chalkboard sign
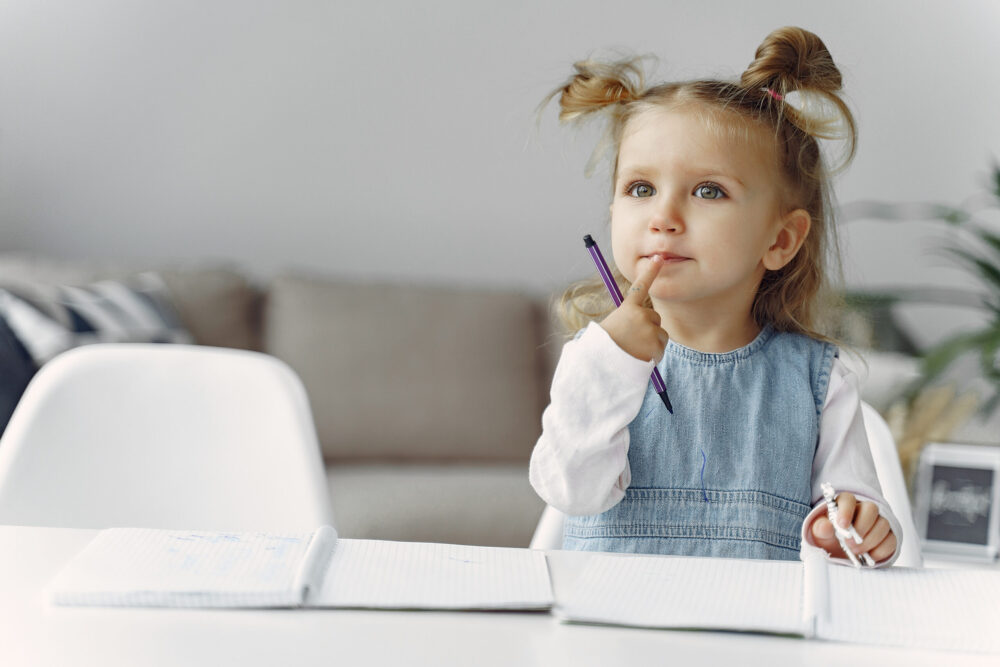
[914,442,1000,561]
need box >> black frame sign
[914,442,1000,561]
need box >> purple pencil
[584,234,673,413]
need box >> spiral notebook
[555,551,1000,653]
[47,526,553,610]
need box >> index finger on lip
[625,256,663,304]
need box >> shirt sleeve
[528,321,653,515]
[800,356,903,567]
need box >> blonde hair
[546,27,855,341]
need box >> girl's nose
[649,196,685,233]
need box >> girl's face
[610,106,797,319]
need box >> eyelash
[624,181,728,199]
[694,183,727,200]
[625,181,654,197]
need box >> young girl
[530,26,901,566]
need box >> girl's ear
[763,209,811,271]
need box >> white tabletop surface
[1,525,995,667]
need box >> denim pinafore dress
[563,326,837,560]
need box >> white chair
[0,344,333,531]
[529,502,564,550]
[861,402,922,567]
[530,401,924,566]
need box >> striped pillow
[0,273,192,365]
[0,311,37,435]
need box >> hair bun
[740,26,843,95]
[741,26,856,171]
[550,57,646,123]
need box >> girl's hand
[809,492,898,564]
[599,256,669,363]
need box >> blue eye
[627,182,655,198]
[694,184,725,199]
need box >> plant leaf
[940,247,1000,292]
[920,328,996,382]
[979,325,1000,378]
[838,201,966,224]
[942,208,970,225]
[970,226,1000,260]
[844,286,988,309]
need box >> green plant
[840,161,1000,412]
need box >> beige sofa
[0,255,562,547]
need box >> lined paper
[822,566,1000,653]
[48,527,319,608]
[48,529,552,611]
[309,539,553,609]
[555,553,806,635]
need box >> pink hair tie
[766,88,784,102]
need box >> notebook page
[555,552,807,635]
[308,539,553,609]
[48,527,321,608]
[821,566,1000,653]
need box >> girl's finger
[811,515,835,541]
[852,501,880,538]
[834,492,857,530]
[857,516,891,553]
[624,255,663,305]
[810,517,846,558]
[868,530,898,563]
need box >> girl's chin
[647,289,689,303]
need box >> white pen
[820,482,876,568]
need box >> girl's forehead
[623,105,766,150]
[618,105,779,174]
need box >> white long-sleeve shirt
[529,322,901,566]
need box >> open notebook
[555,551,1000,654]
[47,526,553,610]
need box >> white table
[1,525,995,667]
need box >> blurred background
[0,0,997,344]
[1,0,999,547]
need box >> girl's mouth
[645,252,690,263]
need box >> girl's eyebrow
[682,165,747,188]
[616,165,655,180]
[703,171,746,188]
[618,164,747,188]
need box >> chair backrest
[860,402,922,567]
[0,344,333,531]
[529,503,564,551]
[531,401,924,566]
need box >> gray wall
[1,0,998,346]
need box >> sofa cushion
[0,274,192,364]
[156,270,262,351]
[0,254,261,350]
[264,274,548,462]
[326,463,545,547]
[0,313,37,436]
